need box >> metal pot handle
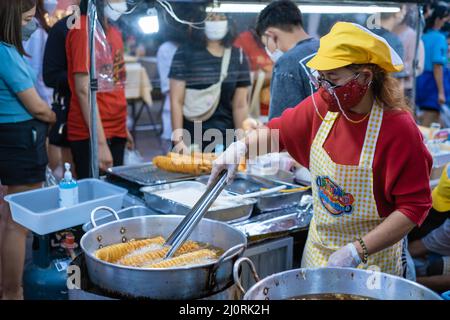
[233,257,261,295]
[209,243,246,289]
[215,243,246,269]
[90,206,120,228]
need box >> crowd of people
[0,0,449,299]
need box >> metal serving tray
[197,173,305,212]
[107,163,198,186]
[140,181,256,223]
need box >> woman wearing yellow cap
[209,22,432,276]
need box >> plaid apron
[301,105,403,276]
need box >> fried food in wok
[143,249,217,269]
[94,236,220,268]
[117,240,200,267]
[94,236,165,263]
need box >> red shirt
[234,31,272,116]
[66,16,127,141]
[234,31,272,72]
[267,92,432,226]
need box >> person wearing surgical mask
[0,0,56,299]
[209,22,432,279]
[65,0,133,179]
[170,12,251,152]
[255,0,319,120]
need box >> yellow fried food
[168,152,216,163]
[143,249,217,268]
[94,236,165,263]
[154,152,246,174]
[153,155,212,175]
[117,240,201,267]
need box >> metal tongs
[163,170,228,259]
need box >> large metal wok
[80,208,247,299]
[233,258,442,300]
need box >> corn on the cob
[143,249,217,268]
[94,236,165,263]
[117,240,200,267]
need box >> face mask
[265,46,283,63]
[22,19,38,41]
[104,2,127,22]
[318,74,369,113]
[204,20,228,41]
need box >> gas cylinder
[23,230,79,300]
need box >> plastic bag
[124,149,144,166]
[45,166,58,187]
[93,21,125,92]
[248,152,295,175]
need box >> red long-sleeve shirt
[66,16,127,142]
[267,92,432,225]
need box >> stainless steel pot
[68,254,239,300]
[233,258,442,300]
[80,207,247,299]
[82,206,156,232]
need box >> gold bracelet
[357,237,369,264]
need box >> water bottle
[58,163,79,208]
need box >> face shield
[299,53,328,120]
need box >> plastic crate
[4,179,127,235]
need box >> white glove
[327,243,362,268]
[207,141,247,186]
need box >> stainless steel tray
[140,181,256,223]
[232,194,313,243]
[197,173,305,212]
[107,162,198,186]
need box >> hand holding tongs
[163,170,228,259]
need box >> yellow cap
[307,22,404,73]
[432,164,450,213]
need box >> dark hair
[424,2,450,33]
[191,15,236,49]
[0,0,36,56]
[79,0,107,31]
[36,0,50,32]
[160,3,205,44]
[256,0,303,37]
